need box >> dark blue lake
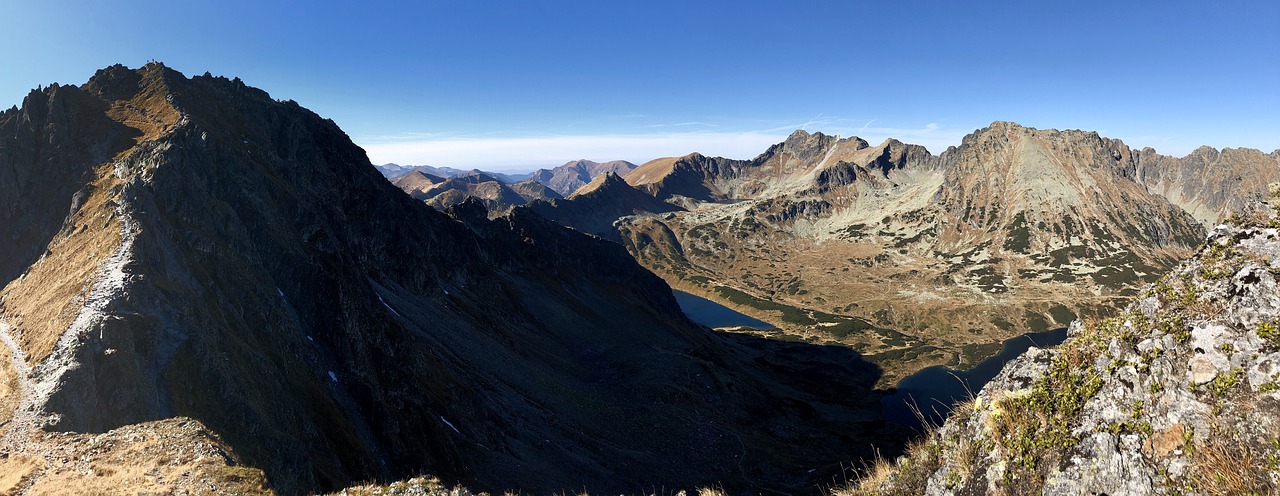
[882,327,1069,430]
[673,290,775,330]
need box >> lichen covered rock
[849,203,1280,495]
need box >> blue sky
[2,1,1276,170]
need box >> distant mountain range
[391,170,560,213]
[523,124,1280,381]
[377,159,638,211]
[376,163,534,184]
[527,159,638,196]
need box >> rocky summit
[844,197,1280,495]
[0,64,905,494]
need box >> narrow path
[0,319,38,445]
[0,318,54,495]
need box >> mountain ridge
[573,121,1277,382]
[529,158,638,196]
[0,63,906,494]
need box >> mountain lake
[882,326,1070,430]
[673,290,775,330]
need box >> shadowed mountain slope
[527,171,683,239]
[0,64,902,494]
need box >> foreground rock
[845,201,1280,495]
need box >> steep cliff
[1134,145,1280,228]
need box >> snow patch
[376,293,403,318]
[440,416,461,434]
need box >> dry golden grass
[103,64,183,151]
[0,455,41,496]
[0,63,183,368]
[1191,436,1277,496]
[0,169,122,366]
[9,418,272,496]
[0,344,18,425]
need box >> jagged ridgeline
[843,198,1280,495]
[0,64,903,494]
[526,123,1280,383]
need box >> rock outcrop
[0,64,904,494]
[846,199,1280,495]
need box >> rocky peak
[770,129,853,169]
[1186,144,1221,159]
[574,170,626,194]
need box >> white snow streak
[439,416,460,434]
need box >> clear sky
[2,1,1276,171]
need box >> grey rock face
[852,204,1280,495]
[1135,146,1280,228]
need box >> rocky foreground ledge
[845,204,1280,495]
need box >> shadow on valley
[882,327,1070,430]
[692,330,912,493]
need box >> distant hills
[376,163,533,184]
[528,159,638,196]
[377,159,637,211]
[391,170,560,212]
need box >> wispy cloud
[831,122,968,152]
[356,121,971,171]
[358,131,791,170]
[640,122,720,129]
[857,118,877,134]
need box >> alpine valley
[513,125,1280,383]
